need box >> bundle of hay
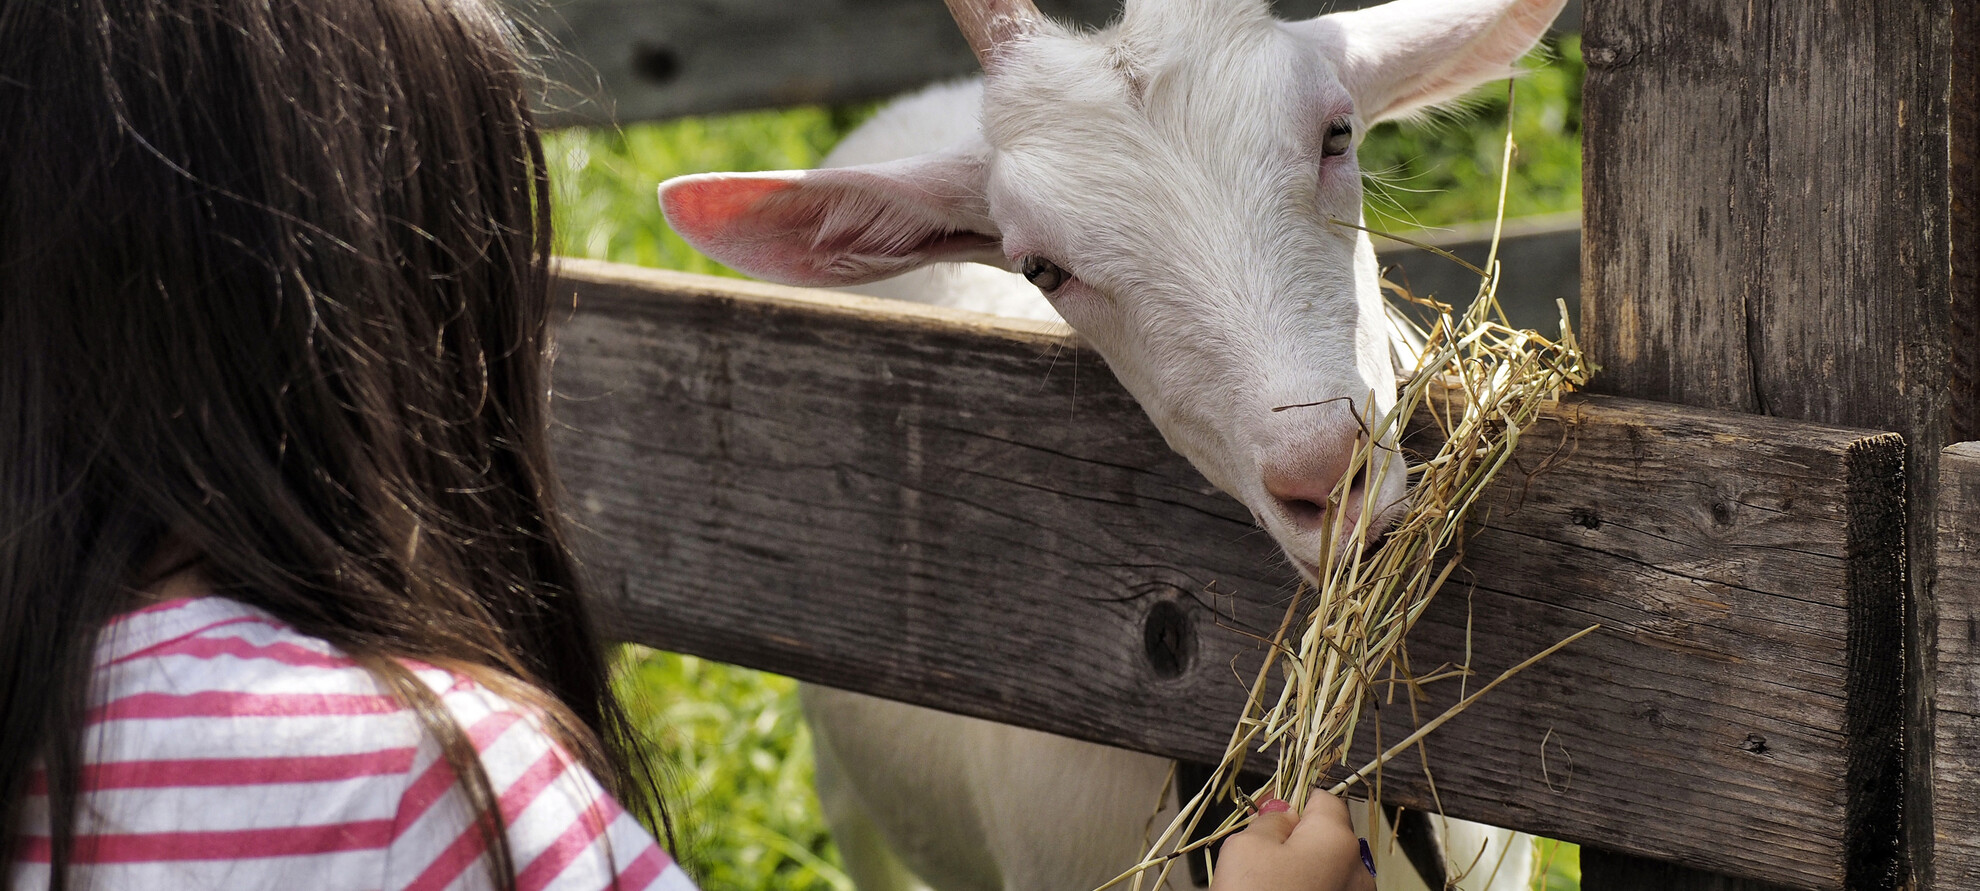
[1108,185,1597,891]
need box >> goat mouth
[1282,502,1405,584]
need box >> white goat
[659,1,1566,889]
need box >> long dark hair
[0,0,668,887]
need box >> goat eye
[1322,120,1353,157]
[1020,255,1069,293]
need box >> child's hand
[1211,793,1376,891]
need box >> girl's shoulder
[90,595,422,774]
[26,596,696,891]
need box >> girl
[0,0,1370,888]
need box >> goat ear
[1293,0,1568,123]
[658,146,1006,287]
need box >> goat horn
[944,0,1042,68]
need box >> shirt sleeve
[380,672,698,891]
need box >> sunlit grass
[545,105,871,273]
[616,648,853,891]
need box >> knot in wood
[631,42,682,85]
[1711,500,1738,526]
[1141,599,1195,679]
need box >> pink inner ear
[660,154,1002,287]
[662,173,851,285]
[661,176,797,244]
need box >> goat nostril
[1281,497,1327,528]
[1263,439,1384,535]
[1272,465,1375,535]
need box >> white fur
[658,1,1567,888]
[823,81,1063,323]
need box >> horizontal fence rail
[511,0,1583,125]
[549,259,1900,890]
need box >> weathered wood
[549,260,1904,891]
[1583,0,1952,428]
[1581,0,1953,886]
[1934,443,1980,890]
[511,0,1581,126]
[1579,860,1795,891]
[1952,5,1979,446]
[1945,21,1980,890]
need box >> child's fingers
[1214,793,1376,891]
[1237,797,1299,845]
[1287,794,1376,890]
[1287,792,1355,843]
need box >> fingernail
[1257,798,1290,814]
[1359,837,1376,877]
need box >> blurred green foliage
[617,648,853,891]
[1359,36,1584,231]
[564,37,1587,891]
[545,106,871,274]
[1533,838,1583,891]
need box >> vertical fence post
[1932,7,1980,891]
[1935,445,1980,888]
[1578,0,1958,887]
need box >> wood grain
[1579,860,1795,891]
[507,0,1581,126]
[548,261,1902,890]
[1951,5,1979,446]
[1934,443,1980,890]
[1583,0,1952,428]
[1581,0,1953,885]
[1947,22,1980,888]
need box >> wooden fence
[533,0,1976,889]
[551,260,1903,890]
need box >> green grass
[616,648,853,891]
[565,38,1587,891]
[1359,36,1584,233]
[546,105,871,273]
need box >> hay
[1102,118,1598,891]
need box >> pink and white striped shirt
[11,596,699,891]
